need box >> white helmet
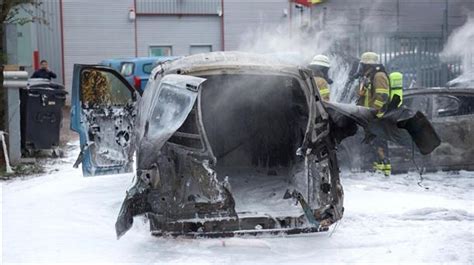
[310,54,330,68]
[360,52,380,65]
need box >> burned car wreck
[70,52,440,238]
[338,88,474,174]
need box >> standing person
[308,54,332,101]
[31,60,57,80]
[355,52,391,176]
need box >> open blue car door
[71,65,138,176]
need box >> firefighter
[308,54,332,101]
[356,52,391,176]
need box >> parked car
[98,58,125,72]
[390,88,474,172]
[99,56,179,93]
[339,87,474,173]
[70,52,439,238]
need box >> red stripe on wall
[33,50,40,70]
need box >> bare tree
[0,0,46,130]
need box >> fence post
[416,37,422,86]
[358,8,364,55]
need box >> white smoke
[441,16,474,87]
[237,19,348,64]
[236,17,356,103]
[234,1,402,103]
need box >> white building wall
[136,15,221,57]
[35,0,63,84]
[63,0,135,94]
[223,0,290,51]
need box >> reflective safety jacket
[389,72,403,107]
[314,76,330,101]
[357,70,390,117]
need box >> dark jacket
[31,69,57,80]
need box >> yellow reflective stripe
[376,111,384,118]
[375,88,390,95]
[373,163,384,171]
[319,88,330,96]
[374,99,384,108]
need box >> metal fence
[331,32,462,88]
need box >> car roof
[165,51,303,76]
[101,56,180,64]
[405,87,474,96]
[121,56,180,63]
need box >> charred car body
[392,88,474,172]
[339,88,474,173]
[70,52,440,238]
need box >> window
[433,95,460,118]
[80,69,132,108]
[458,96,474,116]
[146,83,202,150]
[149,46,172,56]
[403,95,430,117]
[189,45,212,55]
[120,62,134,76]
[168,108,203,150]
[143,63,154,74]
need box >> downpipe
[0,131,14,174]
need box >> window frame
[189,44,213,55]
[432,94,461,118]
[403,94,432,119]
[149,45,173,57]
[79,66,136,108]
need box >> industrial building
[5,0,473,95]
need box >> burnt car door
[71,65,137,176]
[429,93,474,170]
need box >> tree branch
[1,0,45,25]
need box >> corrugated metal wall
[136,0,221,14]
[224,0,290,51]
[310,0,474,34]
[35,1,63,84]
[63,0,135,95]
[136,15,221,56]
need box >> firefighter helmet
[360,52,380,65]
[310,54,330,68]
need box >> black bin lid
[26,79,67,95]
